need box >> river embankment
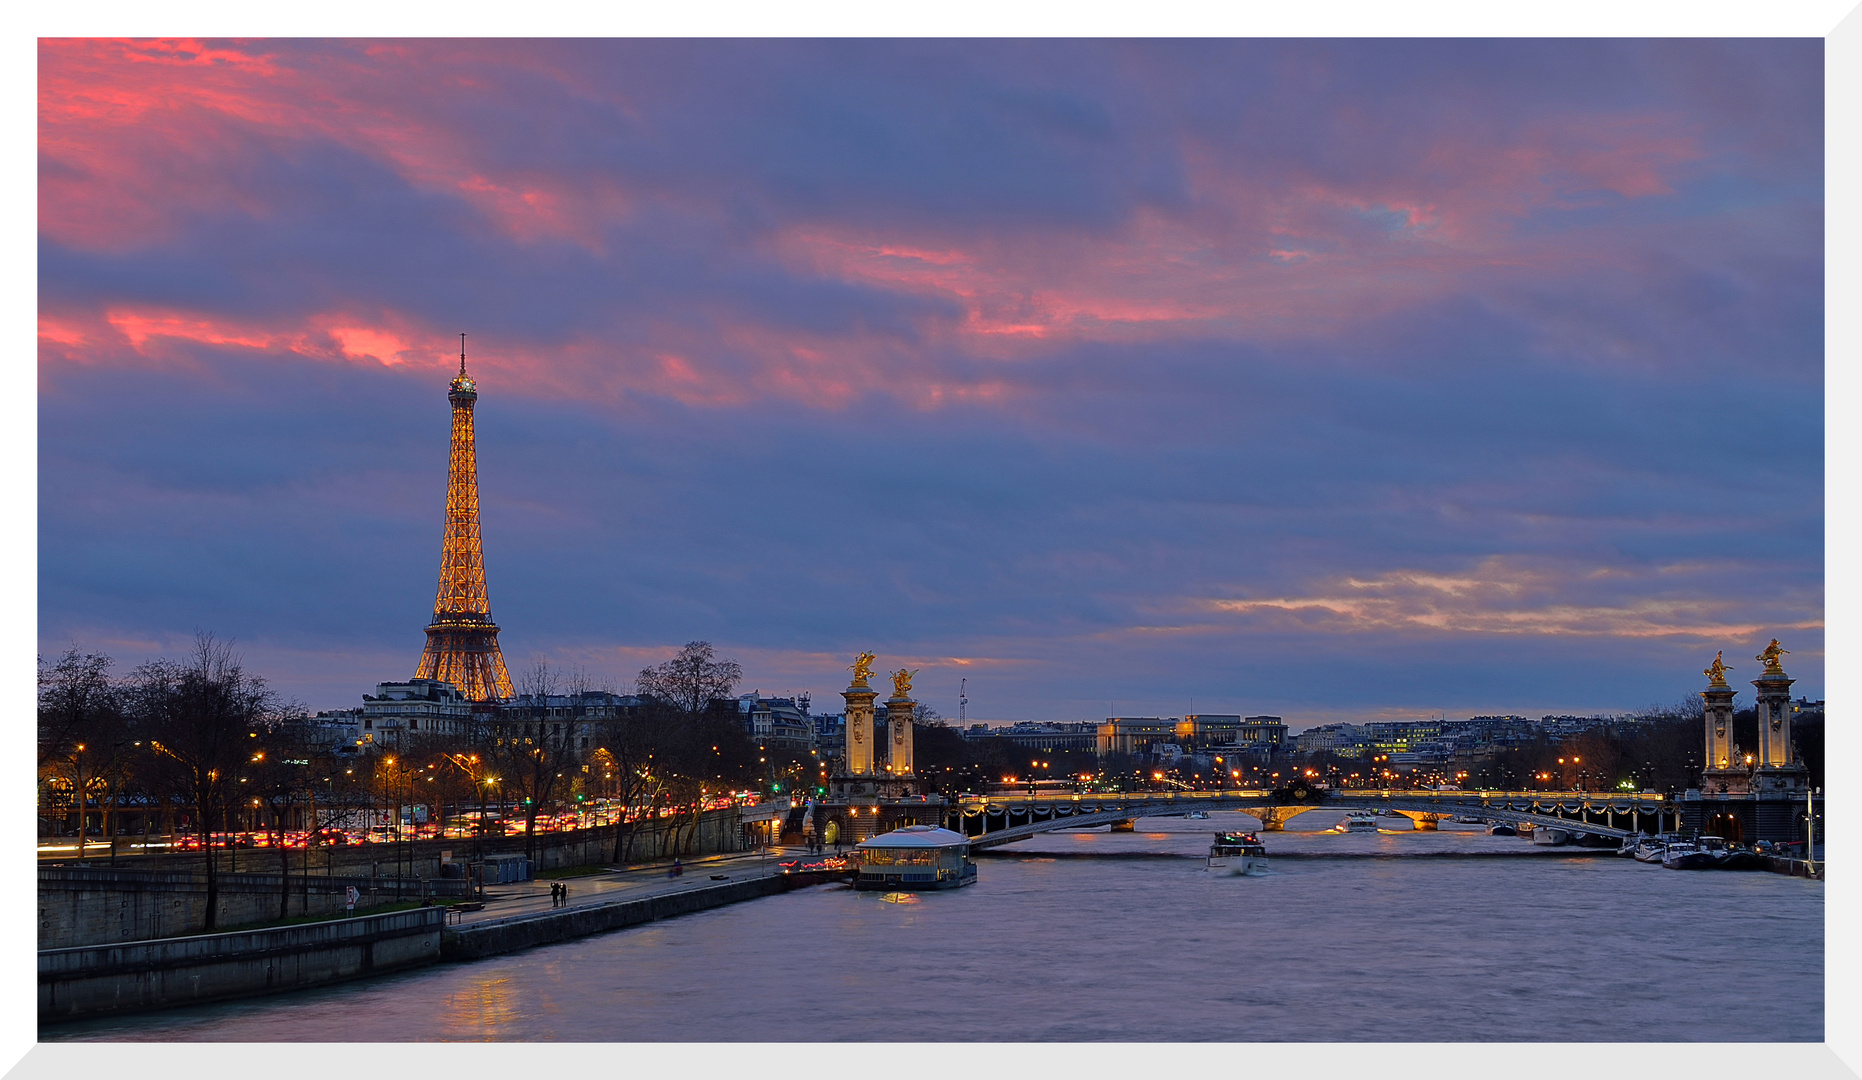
[40,857,848,1025]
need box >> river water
[46,811,1824,1042]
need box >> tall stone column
[886,693,915,777]
[1751,639,1807,796]
[1698,652,1745,796]
[843,683,877,777]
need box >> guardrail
[956,787,1666,809]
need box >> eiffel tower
[414,335,514,701]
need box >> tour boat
[1531,825,1571,846]
[1631,837,1670,863]
[1335,812,1379,833]
[852,825,979,890]
[1661,840,1718,870]
[1207,832,1268,876]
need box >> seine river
[46,812,1824,1042]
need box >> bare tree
[249,711,316,918]
[599,701,673,862]
[132,634,287,932]
[38,648,117,767]
[38,648,127,859]
[489,659,581,865]
[636,641,741,717]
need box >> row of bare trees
[39,638,768,929]
[38,635,298,928]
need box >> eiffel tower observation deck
[414,335,514,702]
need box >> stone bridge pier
[1248,806,1312,831]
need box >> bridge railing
[955,788,1665,810]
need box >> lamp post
[1805,787,1817,876]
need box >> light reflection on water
[46,812,1823,1042]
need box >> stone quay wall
[40,809,743,948]
[48,807,746,882]
[38,865,463,950]
[39,906,445,1024]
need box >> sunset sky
[36,38,1824,726]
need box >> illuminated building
[359,679,475,749]
[413,340,514,702]
[737,693,817,753]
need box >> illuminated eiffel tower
[414,335,514,701]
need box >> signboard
[345,885,359,911]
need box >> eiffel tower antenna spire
[414,336,514,701]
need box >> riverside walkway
[435,846,851,961]
[450,845,810,927]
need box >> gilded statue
[1756,639,1789,673]
[1704,651,1731,687]
[890,667,916,698]
[849,651,876,688]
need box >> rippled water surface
[47,812,1824,1042]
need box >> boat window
[860,847,942,866]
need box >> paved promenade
[449,845,842,927]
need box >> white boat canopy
[853,824,971,849]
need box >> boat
[1186,810,1209,820]
[1439,815,1488,831]
[1569,831,1621,849]
[1207,831,1268,876]
[851,825,979,890]
[1334,812,1379,833]
[1632,836,1670,863]
[1531,825,1571,846]
[1487,822,1517,837]
[1662,839,1719,870]
[1717,847,1763,871]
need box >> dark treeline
[906,696,1825,799]
[1260,700,1824,795]
[37,637,772,933]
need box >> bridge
[945,787,1671,850]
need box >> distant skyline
[38,39,1823,727]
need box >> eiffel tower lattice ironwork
[414,335,514,701]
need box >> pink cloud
[1190,557,1821,641]
[40,39,632,252]
[37,41,1731,413]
